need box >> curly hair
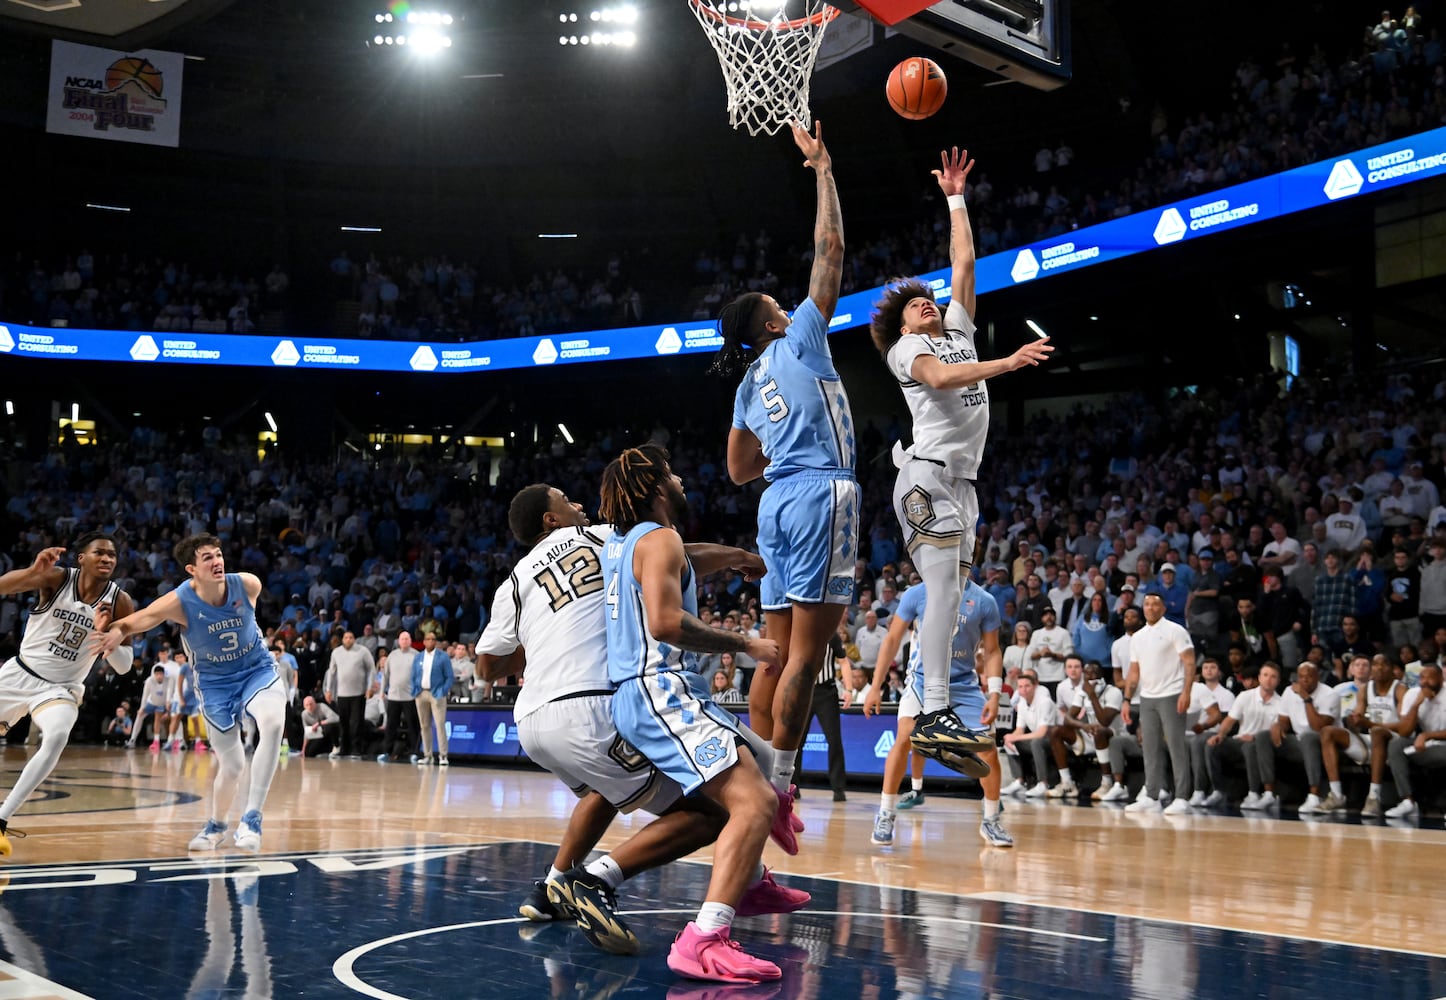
[599,444,672,533]
[708,292,767,379]
[869,278,936,357]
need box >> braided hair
[599,444,672,533]
[708,292,767,379]
[869,277,936,357]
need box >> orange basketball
[106,57,164,99]
[886,56,946,120]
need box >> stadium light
[370,10,453,50]
[4,401,12,416]
[1025,319,1048,339]
[264,412,278,433]
[559,6,639,44]
[71,403,79,422]
[558,423,574,444]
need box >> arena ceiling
[0,0,236,47]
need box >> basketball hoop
[688,0,840,137]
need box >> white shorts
[517,694,681,815]
[0,658,84,733]
[893,459,977,562]
[1345,730,1369,765]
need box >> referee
[792,633,850,801]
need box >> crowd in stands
[7,15,1443,347]
[2,354,1444,813]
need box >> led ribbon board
[4,127,1443,372]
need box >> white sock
[912,543,963,713]
[1329,781,1343,798]
[1100,776,1114,789]
[547,865,566,883]
[695,902,735,933]
[910,777,924,793]
[983,798,1001,819]
[1369,783,1382,797]
[880,793,898,814]
[1060,773,1076,788]
[584,855,625,890]
[771,760,795,795]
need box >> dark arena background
[1,1,1445,997]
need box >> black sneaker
[548,868,639,955]
[910,708,995,753]
[518,878,565,922]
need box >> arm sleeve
[106,645,136,675]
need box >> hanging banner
[45,39,185,148]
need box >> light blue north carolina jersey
[175,575,274,683]
[731,297,856,481]
[897,580,1000,702]
[603,523,699,683]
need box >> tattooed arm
[636,529,779,663]
[793,120,843,321]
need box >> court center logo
[532,339,558,365]
[129,334,159,361]
[1010,248,1039,283]
[1324,159,1364,200]
[1153,208,1187,245]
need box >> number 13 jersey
[18,567,120,684]
[477,524,612,722]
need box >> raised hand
[931,146,976,197]
[32,547,65,573]
[790,120,831,173]
[1009,338,1053,370]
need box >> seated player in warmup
[864,579,1011,848]
[130,665,170,750]
[94,534,286,853]
[0,536,134,855]
[600,445,790,983]
[475,482,808,956]
[869,147,1051,771]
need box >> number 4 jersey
[17,567,120,684]
[477,524,612,723]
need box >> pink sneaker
[769,786,801,855]
[667,923,781,983]
[149,740,161,752]
[194,741,209,754]
[736,868,811,917]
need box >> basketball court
[4,747,1443,999]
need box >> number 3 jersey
[175,574,273,683]
[18,568,120,684]
[731,296,856,482]
[477,524,613,722]
[887,298,989,479]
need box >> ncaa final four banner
[45,39,185,148]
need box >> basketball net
[689,0,840,136]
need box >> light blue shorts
[757,471,859,611]
[611,671,744,796]
[196,663,281,732]
[899,674,986,728]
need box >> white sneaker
[1240,791,1263,810]
[1125,797,1161,813]
[1025,782,1049,798]
[1319,792,1348,812]
[1202,790,1225,808]
[438,755,449,767]
[328,748,341,760]
[1297,793,1323,814]
[1133,785,1152,802]
[1162,797,1191,816]
[1187,790,1207,807]
[188,819,227,851]
[1257,790,1278,809]
[1091,780,1113,801]
[1384,798,1419,819]
[1100,782,1129,802]
[1001,779,1025,796]
[1046,782,1078,799]
[233,810,262,851]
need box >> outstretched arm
[933,147,978,319]
[793,120,843,321]
[683,543,765,581]
[0,547,66,597]
[90,590,186,658]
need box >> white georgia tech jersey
[476,524,613,722]
[19,567,120,684]
[886,298,990,479]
